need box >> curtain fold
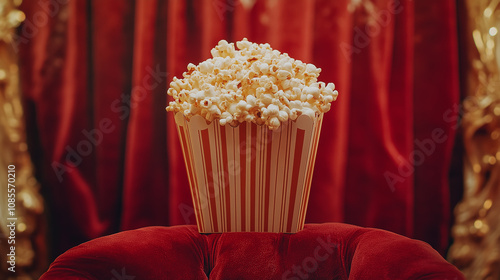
[18,0,459,257]
[121,0,171,230]
[345,0,415,238]
[309,0,352,223]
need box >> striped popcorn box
[174,112,323,233]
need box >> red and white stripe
[174,112,323,233]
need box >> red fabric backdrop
[18,0,459,258]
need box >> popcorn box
[174,112,323,233]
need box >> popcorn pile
[166,38,338,130]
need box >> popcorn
[166,38,338,130]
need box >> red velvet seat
[40,223,463,279]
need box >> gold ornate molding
[448,0,500,279]
[0,0,24,42]
[0,0,47,278]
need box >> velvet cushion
[40,223,463,279]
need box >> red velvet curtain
[18,0,459,257]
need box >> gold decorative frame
[448,0,500,279]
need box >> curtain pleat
[413,0,459,252]
[90,0,135,233]
[121,0,171,230]
[166,0,193,226]
[345,0,414,237]
[308,0,352,223]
